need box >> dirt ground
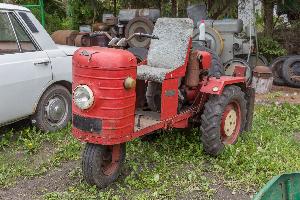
[255,85,300,104]
[0,159,252,200]
[1,85,299,200]
[0,161,79,200]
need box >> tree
[261,0,276,36]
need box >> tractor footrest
[134,110,160,131]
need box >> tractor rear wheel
[82,143,126,188]
[200,86,247,156]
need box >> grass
[265,91,283,100]
[0,125,81,187]
[211,103,300,191]
[0,103,300,199]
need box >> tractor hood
[56,44,79,56]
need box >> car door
[0,11,52,124]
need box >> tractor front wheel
[200,86,247,156]
[82,143,126,188]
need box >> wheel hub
[221,101,241,145]
[223,109,237,137]
[102,145,121,176]
[46,97,66,123]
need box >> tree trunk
[171,0,177,17]
[113,0,117,16]
[207,0,213,11]
[263,0,274,36]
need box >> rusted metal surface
[125,17,154,48]
[185,50,201,87]
[253,65,272,78]
[92,22,110,32]
[134,110,160,131]
[51,30,78,45]
[252,66,273,94]
[233,65,247,77]
[90,35,110,47]
[74,35,85,47]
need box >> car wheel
[32,84,71,132]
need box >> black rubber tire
[281,56,300,88]
[32,84,71,132]
[200,86,247,156]
[82,143,126,188]
[269,56,288,86]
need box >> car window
[9,13,37,52]
[19,12,39,33]
[0,12,20,54]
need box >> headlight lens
[73,85,94,110]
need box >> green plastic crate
[254,173,300,200]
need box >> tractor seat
[137,18,194,83]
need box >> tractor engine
[72,47,137,144]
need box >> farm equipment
[188,4,268,81]
[254,172,300,200]
[51,8,159,50]
[270,55,300,88]
[72,18,255,188]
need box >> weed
[1,104,300,199]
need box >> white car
[0,3,78,131]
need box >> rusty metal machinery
[51,8,160,50]
[188,3,268,77]
[125,17,154,48]
[51,30,78,46]
[104,9,160,49]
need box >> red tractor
[72,18,255,188]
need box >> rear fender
[200,76,246,95]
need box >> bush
[258,36,287,61]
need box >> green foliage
[1,104,300,199]
[211,104,300,191]
[0,124,81,187]
[258,36,287,60]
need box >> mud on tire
[200,85,247,156]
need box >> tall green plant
[258,36,287,61]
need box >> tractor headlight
[73,85,94,110]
